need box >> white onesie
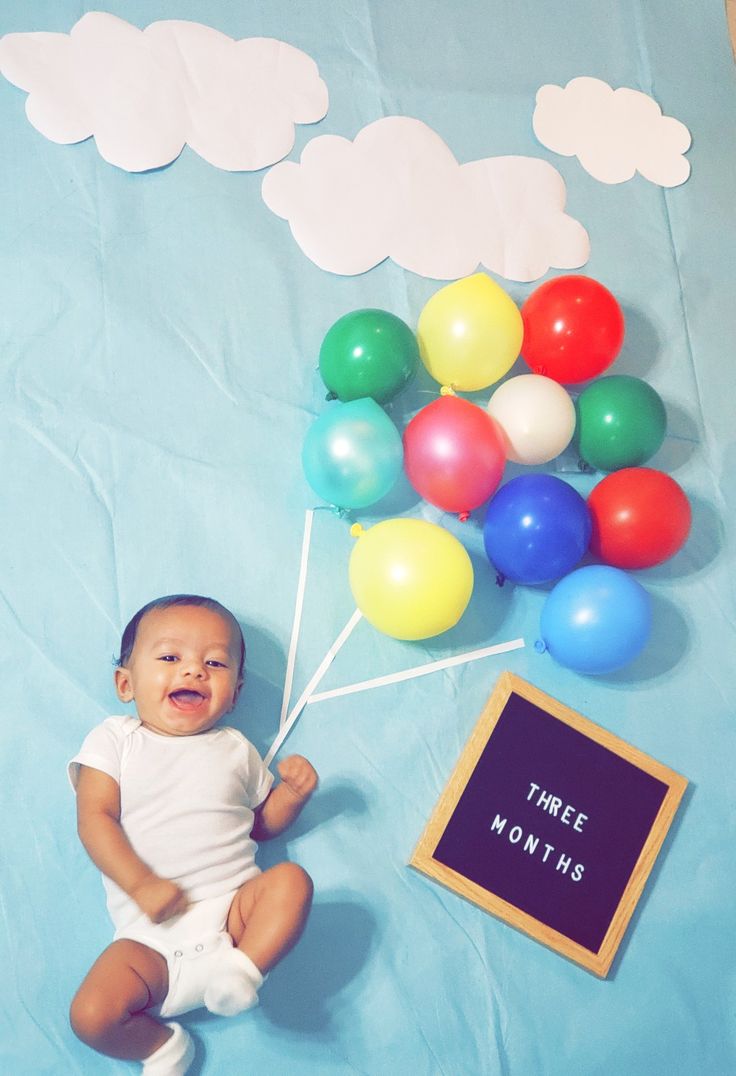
[69,716,274,1016]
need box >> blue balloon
[483,474,591,585]
[539,565,652,674]
[302,398,403,509]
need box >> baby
[68,594,318,1074]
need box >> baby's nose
[183,660,206,678]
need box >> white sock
[203,948,264,1017]
[142,1023,194,1076]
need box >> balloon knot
[350,523,364,539]
[536,365,547,376]
[333,506,350,520]
[440,385,456,396]
[325,391,337,401]
[458,511,470,523]
[495,572,506,588]
[534,639,547,654]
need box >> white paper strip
[265,608,362,767]
[279,509,314,728]
[308,637,526,704]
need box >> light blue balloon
[538,565,652,675]
[302,398,403,510]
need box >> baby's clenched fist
[130,874,189,923]
[277,755,318,801]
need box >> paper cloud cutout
[0,11,328,172]
[533,77,691,187]
[261,116,589,282]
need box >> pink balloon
[403,395,506,519]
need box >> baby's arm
[75,764,188,923]
[252,755,318,841]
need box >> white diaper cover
[116,890,239,1018]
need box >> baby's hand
[277,755,318,801]
[130,874,189,924]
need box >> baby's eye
[206,660,227,668]
[158,655,179,662]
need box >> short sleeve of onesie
[224,727,274,809]
[68,715,138,790]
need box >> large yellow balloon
[349,518,474,640]
[417,273,523,391]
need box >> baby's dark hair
[117,594,246,678]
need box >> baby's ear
[114,667,134,702]
[229,676,244,710]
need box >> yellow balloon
[349,518,473,640]
[417,273,523,391]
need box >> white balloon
[487,374,575,465]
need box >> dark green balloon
[574,375,667,471]
[319,309,419,403]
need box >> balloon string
[307,637,526,704]
[279,509,314,728]
[310,504,350,518]
[265,609,363,768]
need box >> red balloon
[521,275,625,384]
[403,395,505,519]
[587,467,691,569]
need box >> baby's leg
[70,939,170,1061]
[203,863,313,1017]
[227,861,314,973]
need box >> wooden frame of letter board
[409,672,687,977]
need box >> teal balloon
[319,309,419,403]
[302,398,403,509]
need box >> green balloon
[319,309,419,403]
[575,375,667,471]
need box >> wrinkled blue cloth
[1,2,734,1073]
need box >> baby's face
[114,604,243,737]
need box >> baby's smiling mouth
[168,689,208,710]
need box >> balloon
[487,374,576,465]
[587,467,691,569]
[521,275,625,384]
[483,474,591,584]
[319,309,419,403]
[539,565,652,674]
[403,394,506,519]
[349,518,474,640]
[417,273,523,391]
[302,398,403,509]
[574,375,667,471]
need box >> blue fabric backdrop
[1,2,734,1073]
